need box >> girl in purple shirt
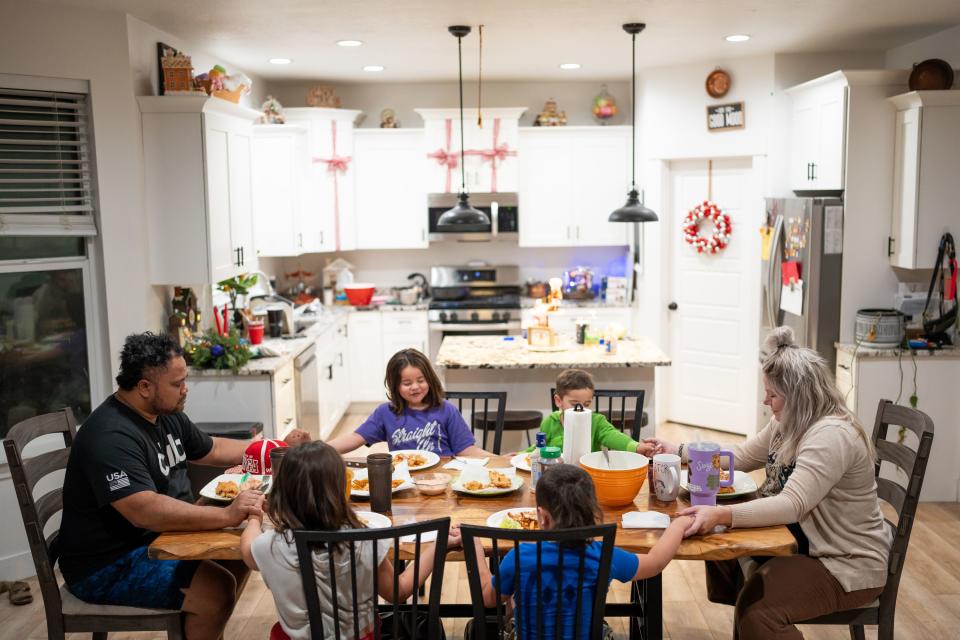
[327,349,490,457]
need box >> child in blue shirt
[471,464,692,639]
[327,348,491,457]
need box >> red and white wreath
[683,201,732,254]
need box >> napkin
[258,343,285,357]
[621,511,671,529]
[443,457,489,471]
[400,530,438,543]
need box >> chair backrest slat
[446,391,507,454]
[2,407,77,631]
[292,518,449,640]
[461,523,618,640]
[869,399,934,617]
[550,388,645,441]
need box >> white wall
[885,24,960,80]
[264,80,631,128]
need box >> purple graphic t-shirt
[354,401,476,456]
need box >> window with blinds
[0,87,97,236]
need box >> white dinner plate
[391,449,440,472]
[510,452,533,472]
[680,470,759,500]
[199,473,267,502]
[353,510,392,529]
[350,463,415,498]
[486,508,539,529]
[452,468,524,496]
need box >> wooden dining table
[150,456,796,640]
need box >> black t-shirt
[58,395,213,584]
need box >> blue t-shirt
[353,401,476,456]
[494,541,639,639]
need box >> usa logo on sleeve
[106,470,130,492]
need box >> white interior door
[665,158,759,436]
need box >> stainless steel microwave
[427,193,518,242]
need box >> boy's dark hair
[555,368,595,398]
[115,332,183,390]
[535,464,602,530]
[384,348,445,414]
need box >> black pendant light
[609,23,658,223]
[436,25,489,231]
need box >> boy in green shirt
[523,369,658,455]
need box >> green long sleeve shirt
[522,410,640,454]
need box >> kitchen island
[437,335,671,448]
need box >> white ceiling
[42,0,960,82]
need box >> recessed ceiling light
[269,58,292,65]
[559,63,581,70]
[337,40,364,47]
[363,65,384,72]
[724,34,751,42]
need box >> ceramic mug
[687,442,734,506]
[652,453,681,502]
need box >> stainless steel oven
[427,265,522,359]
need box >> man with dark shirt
[59,333,307,640]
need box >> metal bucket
[855,309,904,347]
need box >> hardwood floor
[6,417,958,639]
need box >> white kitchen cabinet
[353,130,429,249]
[185,360,297,440]
[284,108,363,253]
[139,96,260,284]
[416,108,525,194]
[317,318,351,439]
[887,92,960,269]
[836,347,960,501]
[518,127,630,248]
[348,312,386,402]
[381,311,430,362]
[251,124,315,256]
[786,75,847,192]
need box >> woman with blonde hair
[648,327,892,639]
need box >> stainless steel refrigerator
[759,198,844,421]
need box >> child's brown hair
[384,348,445,414]
[555,368,595,398]
[267,441,365,549]
[535,463,603,531]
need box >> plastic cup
[248,321,264,345]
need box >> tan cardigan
[712,418,892,592]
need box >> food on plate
[215,480,240,499]
[463,480,486,491]
[718,470,735,494]
[394,453,427,468]
[391,478,405,489]
[358,517,370,526]
[524,454,532,467]
[502,510,539,530]
[240,477,263,492]
[352,478,370,491]
[488,471,512,489]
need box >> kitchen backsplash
[273,244,629,290]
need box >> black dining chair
[293,517,450,640]
[795,399,934,640]
[3,409,184,639]
[460,522,618,640]
[550,388,647,441]
[446,391,507,454]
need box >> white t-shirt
[251,528,390,640]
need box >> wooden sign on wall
[707,102,745,131]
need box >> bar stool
[476,410,543,449]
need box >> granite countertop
[520,297,631,310]
[835,342,960,359]
[436,335,671,369]
[333,302,430,312]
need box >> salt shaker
[367,453,393,513]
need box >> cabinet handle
[280,377,291,385]
[284,418,293,425]
[298,232,303,248]
[806,163,811,181]
[576,226,581,240]
[887,236,895,257]
[422,228,426,242]
[234,247,241,267]
[339,352,343,366]
[328,365,334,380]
[838,363,850,371]
[811,163,817,181]
[320,231,325,245]
[239,246,245,266]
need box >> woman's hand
[677,505,732,537]
[643,438,677,456]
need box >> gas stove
[428,265,521,325]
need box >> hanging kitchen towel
[780,279,804,316]
[562,405,592,467]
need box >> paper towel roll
[563,406,592,467]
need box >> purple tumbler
[687,442,734,506]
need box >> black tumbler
[267,308,284,337]
[367,453,393,513]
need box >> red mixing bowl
[344,284,375,306]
